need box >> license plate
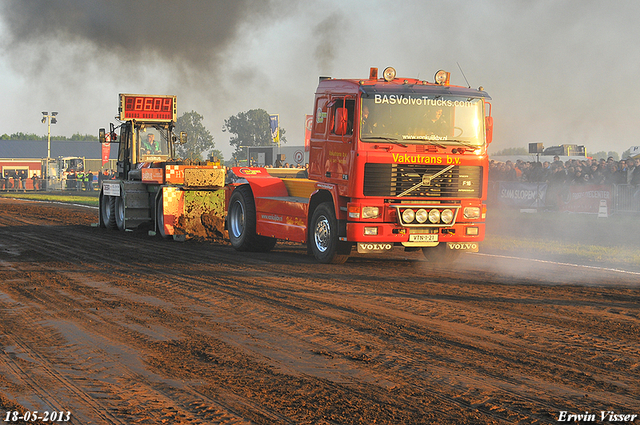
[409,234,438,242]
[102,182,120,196]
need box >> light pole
[41,112,58,190]
[41,111,58,159]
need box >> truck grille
[363,163,482,198]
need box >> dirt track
[0,198,638,424]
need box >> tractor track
[0,198,639,424]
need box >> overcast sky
[1,0,639,160]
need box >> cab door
[325,96,355,193]
[117,122,133,179]
[308,96,329,181]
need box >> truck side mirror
[109,123,118,143]
[485,116,493,145]
[334,107,348,136]
[99,128,106,144]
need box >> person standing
[86,171,94,191]
[76,170,84,191]
[67,171,76,190]
[19,170,26,191]
[631,158,640,186]
[98,169,105,189]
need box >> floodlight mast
[41,111,58,160]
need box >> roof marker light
[383,67,396,82]
[434,70,450,86]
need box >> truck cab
[227,67,492,264]
[115,121,173,180]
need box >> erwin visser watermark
[557,411,637,422]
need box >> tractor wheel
[114,196,126,231]
[100,192,116,229]
[156,194,170,239]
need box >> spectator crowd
[1,169,118,192]
[490,156,640,186]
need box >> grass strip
[0,193,99,207]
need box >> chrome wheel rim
[314,216,330,253]
[230,201,245,238]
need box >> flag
[305,114,313,152]
[101,133,111,166]
[269,114,280,146]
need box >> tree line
[0,132,98,141]
[175,108,286,165]
[2,108,287,166]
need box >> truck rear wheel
[100,193,116,229]
[114,196,126,231]
[310,202,349,264]
[228,185,276,252]
[421,244,461,263]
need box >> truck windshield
[360,95,485,147]
[137,125,169,160]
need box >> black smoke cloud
[0,0,274,71]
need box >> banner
[304,114,313,152]
[497,182,547,208]
[101,133,112,166]
[557,184,612,213]
[269,114,279,146]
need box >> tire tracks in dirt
[0,198,639,424]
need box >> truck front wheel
[310,202,349,264]
[228,185,276,252]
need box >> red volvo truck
[228,66,493,263]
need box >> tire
[309,202,349,264]
[100,192,116,229]
[156,194,169,239]
[227,185,277,252]
[421,244,461,263]
[114,195,126,231]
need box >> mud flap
[160,187,226,239]
[357,243,393,254]
[446,242,479,253]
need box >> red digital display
[119,94,176,122]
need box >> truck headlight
[415,208,428,223]
[402,208,415,223]
[464,207,481,219]
[362,206,380,219]
[428,208,440,223]
[441,209,454,224]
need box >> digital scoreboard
[119,94,177,122]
